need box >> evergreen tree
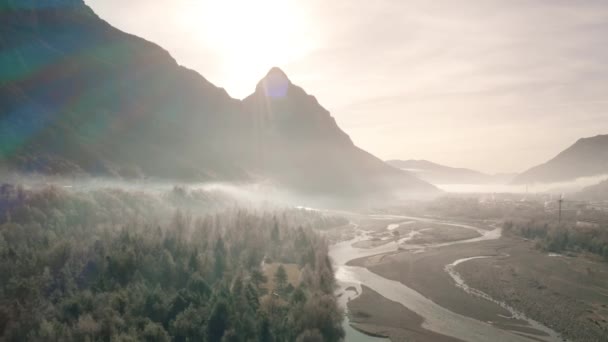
[214,238,227,280]
[271,219,280,242]
[208,300,229,342]
[274,265,288,294]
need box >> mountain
[1,0,247,180]
[575,179,608,201]
[243,69,438,197]
[386,159,516,185]
[513,135,608,184]
[0,0,438,199]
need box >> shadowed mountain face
[513,135,608,185]
[387,159,516,185]
[0,0,438,199]
[0,0,249,180]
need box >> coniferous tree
[274,265,288,294]
[208,300,229,342]
[214,238,227,280]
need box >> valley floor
[457,238,608,342]
[347,285,461,342]
[332,216,608,342]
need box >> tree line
[503,219,608,260]
[0,184,345,341]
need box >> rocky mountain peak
[255,67,292,98]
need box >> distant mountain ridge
[575,178,608,201]
[0,0,438,199]
[513,135,608,184]
[386,159,515,185]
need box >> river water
[330,215,564,342]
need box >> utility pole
[558,194,563,224]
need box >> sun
[178,0,317,97]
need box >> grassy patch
[262,262,301,294]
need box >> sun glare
[179,0,317,97]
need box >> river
[330,215,564,342]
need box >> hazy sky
[86,0,608,174]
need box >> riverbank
[348,236,550,335]
[351,220,483,249]
[348,286,462,341]
[457,237,608,341]
[330,215,560,341]
[348,231,608,341]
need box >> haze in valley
[2,1,608,342]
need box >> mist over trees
[0,184,346,341]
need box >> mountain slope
[243,69,438,197]
[513,135,608,184]
[387,159,515,184]
[575,179,608,201]
[0,0,248,179]
[0,0,438,199]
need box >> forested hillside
[0,184,346,341]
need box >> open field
[261,262,301,294]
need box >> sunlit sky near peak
[86,0,608,174]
